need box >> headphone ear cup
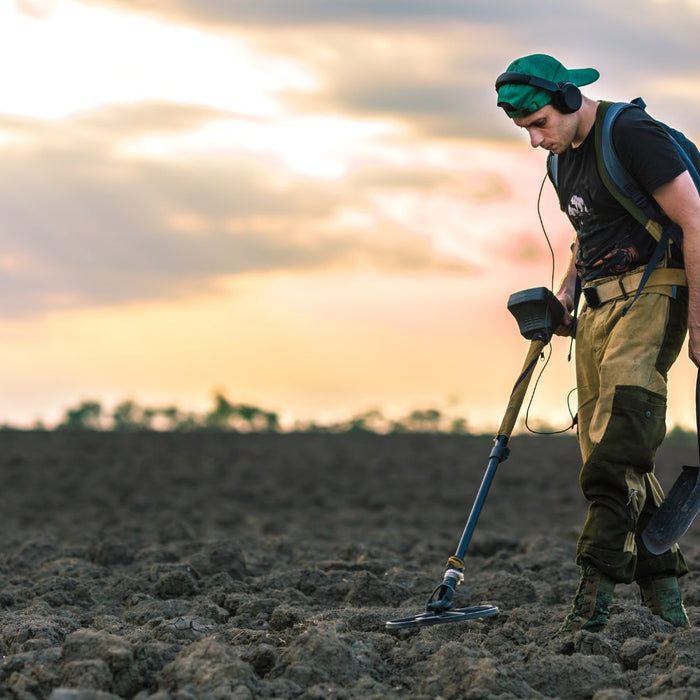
[553,82,582,113]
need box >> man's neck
[571,97,598,148]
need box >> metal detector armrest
[507,287,565,342]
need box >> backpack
[547,98,700,315]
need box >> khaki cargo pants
[575,285,689,584]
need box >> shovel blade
[642,466,700,554]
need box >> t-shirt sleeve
[612,107,688,195]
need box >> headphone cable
[537,171,556,292]
[523,171,576,435]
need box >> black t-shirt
[555,104,687,282]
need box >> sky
[2,0,700,431]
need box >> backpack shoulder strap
[592,100,682,316]
[594,101,665,243]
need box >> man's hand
[554,290,575,336]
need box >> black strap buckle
[582,286,601,309]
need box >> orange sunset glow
[1,0,699,431]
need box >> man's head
[495,54,599,119]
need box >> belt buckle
[582,286,601,309]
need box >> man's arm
[653,170,700,367]
[554,237,579,336]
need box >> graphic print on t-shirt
[566,194,588,225]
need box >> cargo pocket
[588,385,666,473]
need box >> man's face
[512,104,577,154]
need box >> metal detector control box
[507,287,565,342]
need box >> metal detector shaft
[427,338,546,612]
[455,337,545,558]
[497,338,547,439]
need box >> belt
[582,268,687,309]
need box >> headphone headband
[495,71,562,94]
[495,71,582,115]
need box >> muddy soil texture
[1,430,700,699]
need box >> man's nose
[528,129,544,148]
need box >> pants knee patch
[589,385,666,472]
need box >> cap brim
[568,67,600,87]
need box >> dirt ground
[1,429,700,699]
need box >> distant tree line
[16,393,473,434]
[8,395,694,436]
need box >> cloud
[8,0,700,320]
[266,24,509,141]
[29,1,700,148]
[15,0,56,18]
[82,0,700,143]
[0,103,476,318]
[76,0,526,27]
[80,0,700,33]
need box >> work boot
[557,563,616,634]
[638,575,690,628]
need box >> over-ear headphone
[495,71,582,114]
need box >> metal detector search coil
[385,605,499,630]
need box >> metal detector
[386,287,565,630]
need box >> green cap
[495,54,599,118]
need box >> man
[495,53,700,633]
